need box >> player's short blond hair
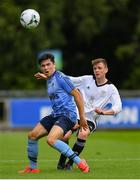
[92,58,108,68]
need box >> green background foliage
[1,0,140,90]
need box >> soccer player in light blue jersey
[18,53,89,173]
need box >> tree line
[0,0,140,90]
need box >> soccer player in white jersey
[18,53,90,173]
[57,58,122,170]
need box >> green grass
[0,130,140,179]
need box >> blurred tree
[0,0,140,89]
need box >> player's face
[40,59,56,77]
[93,62,108,79]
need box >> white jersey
[70,75,122,123]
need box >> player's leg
[57,140,69,169]
[18,115,53,173]
[65,127,90,169]
[66,121,96,169]
[18,123,48,173]
[57,130,72,169]
[57,123,79,169]
[47,116,90,173]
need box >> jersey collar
[95,79,110,87]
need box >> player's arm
[111,87,122,114]
[68,76,83,87]
[59,75,88,130]
[68,75,91,88]
[34,72,47,79]
[71,88,88,131]
[95,86,122,115]
[95,108,115,115]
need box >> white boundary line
[0,158,140,163]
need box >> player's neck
[96,78,108,85]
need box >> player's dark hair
[38,53,55,64]
[92,58,108,68]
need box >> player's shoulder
[106,80,118,90]
[55,71,66,78]
[106,80,113,85]
[55,71,71,81]
[107,80,116,86]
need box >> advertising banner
[9,98,52,128]
[9,98,140,129]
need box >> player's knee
[28,131,38,140]
[63,132,71,141]
[78,130,90,139]
[47,136,55,146]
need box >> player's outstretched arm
[95,107,115,115]
[34,72,47,80]
[71,88,88,131]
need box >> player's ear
[105,67,108,73]
[53,62,56,69]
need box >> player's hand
[79,116,88,131]
[34,72,47,79]
[95,107,104,115]
[72,123,80,130]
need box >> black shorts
[40,115,76,135]
[72,120,97,133]
[87,120,97,132]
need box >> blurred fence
[1,90,140,130]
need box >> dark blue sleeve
[57,75,76,94]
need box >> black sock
[57,140,69,166]
[67,138,86,166]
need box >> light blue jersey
[47,71,77,122]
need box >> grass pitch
[0,130,140,179]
